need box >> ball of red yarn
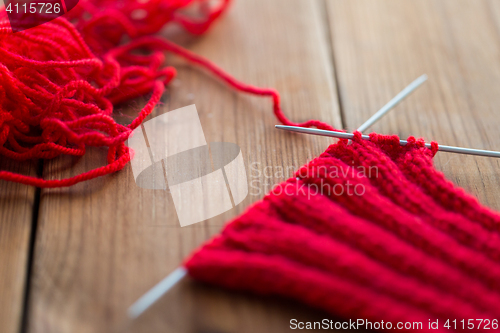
[0,0,231,187]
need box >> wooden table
[2,0,500,332]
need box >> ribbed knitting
[185,132,500,331]
[0,0,340,188]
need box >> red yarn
[185,134,500,331]
[0,0,334,187]
[5,1,500,326]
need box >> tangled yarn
[185,133,500,331]
[5,0,500,327]
[0,0,334,187]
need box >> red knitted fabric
[4,1,500,328]
[185,133,500,331]
[0,0,336,187]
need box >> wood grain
[25,0,341,332]
[0,160,37,333]
[6,1,500,332]
[326,0,500,211]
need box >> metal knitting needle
[276,125,500,158]
[128,267,187,319]
[127,81,430,319]
[357,74,428,132]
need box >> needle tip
[127,267,188,320]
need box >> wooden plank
[326,0,500,211]
[26,0,341,332]
[0,160,37,333]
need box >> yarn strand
[0,0,336,188]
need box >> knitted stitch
[3,2,500,328]
[185,134,500,331]
[0,0,232,187]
